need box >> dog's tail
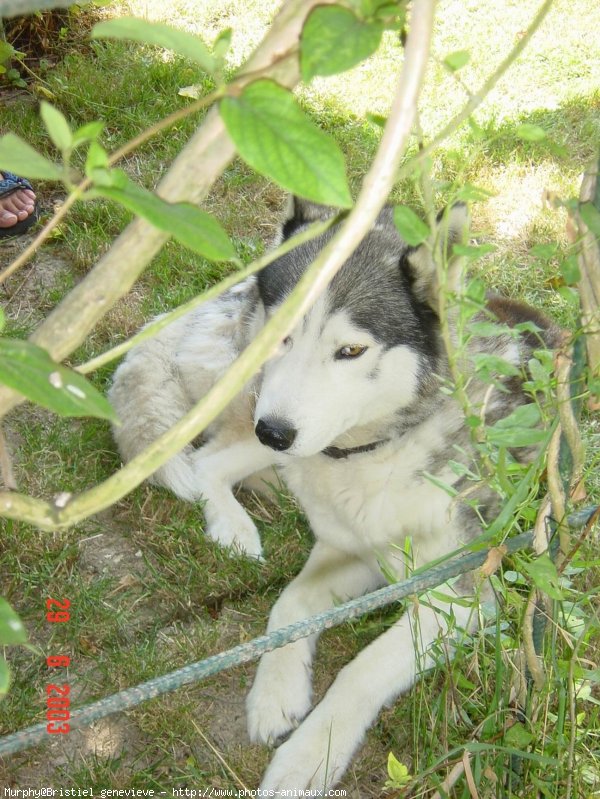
[108,335,202,502]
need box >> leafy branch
[0,0,326,419]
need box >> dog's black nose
[255,418,297,451]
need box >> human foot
[0,172,38,236]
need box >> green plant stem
[0,0,437,530]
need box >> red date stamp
[45,598,71,735]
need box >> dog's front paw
[205,509,263,560]
[260,714,350,793]
[247,645,313,744]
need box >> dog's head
[253,198,468,457]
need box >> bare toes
[0,210,19,228]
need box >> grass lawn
[1,0,599,795]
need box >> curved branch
[0,0,437,529]
[0,0,327,421]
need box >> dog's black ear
[280,196,338,241]
[405,203,470,308]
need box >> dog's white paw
[247,646,313,744]
[259,712,351,793]
[205,510,263,560]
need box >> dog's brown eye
[336,344,368,360]
[282,336,292,347]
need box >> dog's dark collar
[321,439,389,459]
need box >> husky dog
[109,198,560,791]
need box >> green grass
[1,0,600,795]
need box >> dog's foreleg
[191,437,276,559]
[247,542,383,744]
[259,582,479,792]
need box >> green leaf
[514,321,544,337]
[465,277,487,304]
[0,598,28,646]
[0,133,63,180]
[557,285,580,305]
[72,120,104,148]
[468,320,513,337]
[393,205,430,245]
[220,80,351,208]
[582,668,600,684]
[92,17,216,74]
[93,170,237,261]
[467,116,487,141]
[486,426,546,447]
[453,243,496,260]
[385,752,412,788]
[40,101,73,153]
[456,672,477,691]
[559,255,581,285]
[359,0,395,16]
[530,243,558,261]
[0,656,10,698]
[422,471,458,497]
[85,141,109,175]
[213,27,232,61]
[366,112,387,128]
[0,41,15,62]
[444,49,470,71]
[492,403,541,430]
[515,123,547,142]
[448,459,479,479]
[455,183,494,202]
[471,353,520,381]
[528,357,552,386]
[375,4,406,25]
[519,553,564,600]
[0,338,118,421]
[301,6,384,81]
[0,307,4,332]
[505,721,535,749]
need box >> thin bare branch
[76,215,339,376]
[0,425,17,491]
